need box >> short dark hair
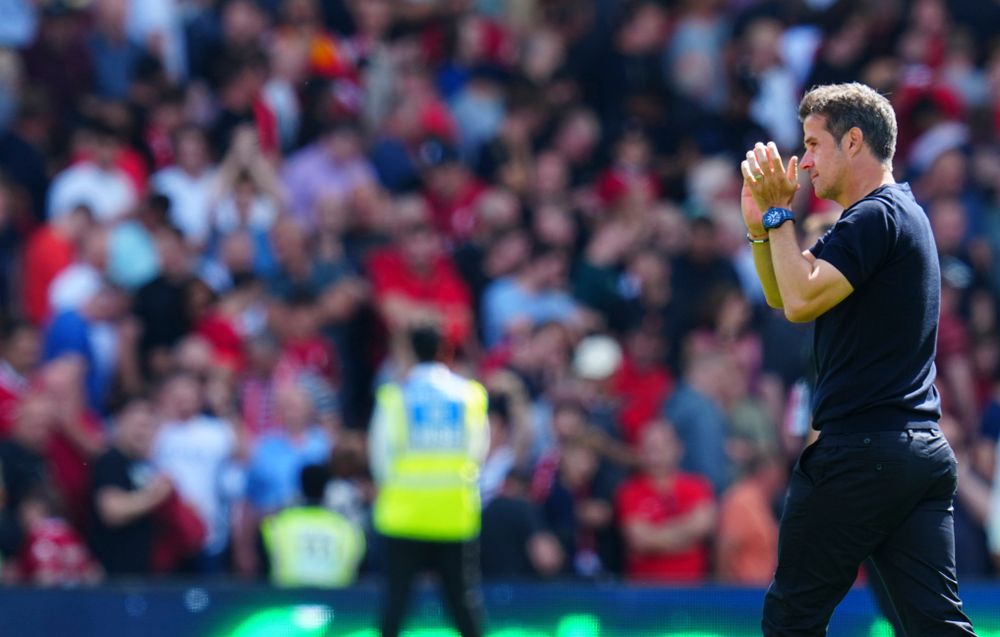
[299,463,330,504]
[109,393,152,420]
[798,82,897,163]
[409,325,442,363]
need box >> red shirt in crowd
[423,181,487,242]
[47,410,105,530]
[275,337,339,384]
[14,518,99,585]
[196,313,246,372]
[595,167,660,209]
[0,384,17,437]
[22,226,76,326]
[611,356,674,446]
[367,248,473,348]
[616,473,714,582]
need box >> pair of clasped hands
[740,141,800,238]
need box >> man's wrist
[763,207,795,231]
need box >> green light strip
[223,607,1000,637]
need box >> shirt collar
[408,362,449,378]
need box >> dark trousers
[763,428,977,636]
[379,536,483,637]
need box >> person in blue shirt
[244,382,332,514]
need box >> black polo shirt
[808,183,941,432]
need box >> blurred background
[0,0,1000,635]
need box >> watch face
[764,208,789,229]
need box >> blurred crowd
[1,0,1000,587]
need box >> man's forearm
[628,507,714,554]
[751,241,783,308]
[768,224,817,321]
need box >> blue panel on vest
[407,399,465,450]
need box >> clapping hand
[741,142,799,223]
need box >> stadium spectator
[282,120,376,230]
[940,412,997,579]
[152,372,239,572]
[47,226,108,319]
[38,356,106,531]
[992,434,1000,571]
[0,319,40,436]
[8,485,101,586]
[0,396,57,556]
[131,227,194,379]
[481,468,564,580]
[367,196,473,357]
[715,451,784,585]
[323,430,373,531]
[43,279,128,414]
[210,51,278,159]
[21,204,93,326]
[88,397,170,576]
[150,126,218,246]
[479,370,533,506]
[617,420,716,583]
[480,242,584,348]
[541,437,618,579]
[609,322,674,446]
[47,121,138,222]
[418,138,488,242]
[212,125,286,247]
[669,216,741,341]
[664,349,734,495]
[244,383,332,514]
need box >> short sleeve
[809,200,895,289]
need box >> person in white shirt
[48,228,108,316]
[153,371,240,570]
[48,123,137,222]
[150,126,217,245]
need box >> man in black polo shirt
[89,397,172,575]
[740,82,977,636]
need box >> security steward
[369,325,489,637]
[261,463,365,588]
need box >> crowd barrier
[2,581,998,637]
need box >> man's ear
[844,127,865,157]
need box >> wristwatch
[762,207,795,231]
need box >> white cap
[572,335,623,381]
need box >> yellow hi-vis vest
[373,380,488,541]
[261,506,365,588]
